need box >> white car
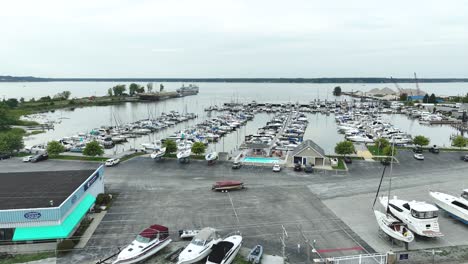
[22,156,34,162]
[272,164,281,172]
[105,158,120,167]
[413,153,424,160]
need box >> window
[411,210,438,219]
[452,201,468,211]
[461,192,468,200]
[390,204,403,212]
[402,203,410,210]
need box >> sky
[0,0,467,78]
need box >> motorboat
[246,245,263,264]
[205,152,219,162]
[113,225,172,264]
[150,147,166,160]
[430,190,468,224]
[206,234,242,264]
[142,140,162,151]
[177,149,192,161]
[212,181,244,191]
[374,210,414,243]
[179,229,200,239]
[177,228,221,264]
[380,196,443,237]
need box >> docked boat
[205,152,219,162]
[374,210,414,243]
[206,234,242,264]
[179,229,200,239]
[177,227,221,264]
[150,147,166,160]
[142,140,163,151]
[246,245,263,264]
[212,181,244,191]
[113,225,172,264]
[177,84,199,95]
[380,196,443,237]
[430,190,468,224]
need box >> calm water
[1,82,464,154]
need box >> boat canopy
[139,225,169,240]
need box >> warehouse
[0,166,104,245]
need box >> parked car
[105,158,120,167]
[272,164,281,172]
[232,161,242,169]
[31,153,48,163]
[429,145,440,154]
[304,164,314,173]
[22,155,34,162]
[413,146,423,153]
[343,156,352,164]
[0,153,12,160]
[293,163,302,171]
[461,155,468,162]
[413,153,424,160]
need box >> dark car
[31,153,48,163]
[413,146,423,153]
[461,155,468,162]
[232,161,242,169]
[429,145,440,154]
[0,153,12,160]
[304,164,314,173]
[294,163,302,171]
[344,156,352,164]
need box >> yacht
[142,140,162,151]
[346,134,374,143]
[380,196,443,237]
[177,84,199,95]
[177,228,221,264]
[430,190,468,224]
[150,147,166,160]
[113,225,171,264]
[206,234,242,264]
[177,148,192,161]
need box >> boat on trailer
[177,227,221,264]
[430,190,468,224]
[150,147,166,160]
[374,210,414,243]
[206,234,242,264]
[246,245,263,264]
[205,152,219,164]
[113,224,172,264]
[212,181,244,191]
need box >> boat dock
[137,91,181,101]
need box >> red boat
[212,181,244,191]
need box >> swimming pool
[242,157,280,164]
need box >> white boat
[113,225,172,264]
[150,147,166,160]
[346,134,374,143]
[380,196,443,237]
[177,149,192,160]
[205,152,219,161]
[177,228,221,264]
[430,190,468,224]
[179,229,200,239]
[374,210,414,243]
[206,234,242,264]
[142,140,162,151]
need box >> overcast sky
[1,0,467,78]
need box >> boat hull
[430,192,468,224]
[374,211,414,243]
[113,238,171,264]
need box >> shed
[288,139,326,166]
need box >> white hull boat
[374,210,414,243]
[177,149,191,160]
[205,152,219,162]
[430,191,468,224]
[150,147,166,159]
[113,225,172,264]
[380,196,443,237]
[206,234,242,264]
[177,227,221,264]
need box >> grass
[50,155,109,162]
[332,158,346,170]
[25,130,45,136]
[233,255,249,264]
[366,145,382,156]
[0,252,55,264]
[120,151,146,162]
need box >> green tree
[112,85,126,96]
[54,91,71,100]
[382,145,397,156]
[428,93,436,103]
[83,141,104,156]
[147,82,153,92]
[452,135,467,149]
[333,86,342,96]
[0,106,13,130]
[334,141,355,157]
[129,83,139,96]
[413,135,430,147]
[374,138,390,154]
[4,98,19,108]
[19,97,25,103]
[47,141,65,156]
[163,139,177,153]
[0,131,24,153]
[191,142,206,155]
[423,94,429,103]
[399,93,408,101]
[107,88,113,97]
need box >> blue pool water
[243,157,280,163]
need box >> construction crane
[390,77,404,96]
[414,72,421,96]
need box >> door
[293,156,302,164]
[302,157,307,165]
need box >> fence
[329,253,387,264]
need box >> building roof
[0,170,96,210]
[291,139,325,157]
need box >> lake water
[1,82,465,154]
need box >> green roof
[13,194,95,241]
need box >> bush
[95,193,112,206]
[413,135,430,147]
[163,140,177,153]
[191,142,206,155]
[335,141,355,156]
[57,239,76,251]
[83,141,104,156]
[47,141,65,156]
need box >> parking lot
[1,149,467,263]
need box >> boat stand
[377,229,408,250]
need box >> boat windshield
[411,209,438,219]
[191,238,205,246]
[462,191,468,200]
[135,235,151,243]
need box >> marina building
[288,139,327,167]
[0,166,104,249]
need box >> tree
[83,141,104,156]
[399,93,408,101]
[112,85,126,96]
[129,83,139,96]
[19,97,25,103]
[374,138,390,155]
[423,94,429,103]
[107,88,113,97]
[160,84,164,92]
[428,93,437,103]
[163,139,177,154]
[191,142,206,155]
[0,106,13,130]
[0,131,24,153]
[333,86,342,96]
[382,145,397,156]
[334,141,355,156]
[4,98,19,108]
[147,82,153,92]
[47,141,65,156]
[53,91,71,100]
[452,135,467,149]
[413,135,430,147]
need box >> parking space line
[228,192,240,224]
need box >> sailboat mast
[386,137,396,215]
